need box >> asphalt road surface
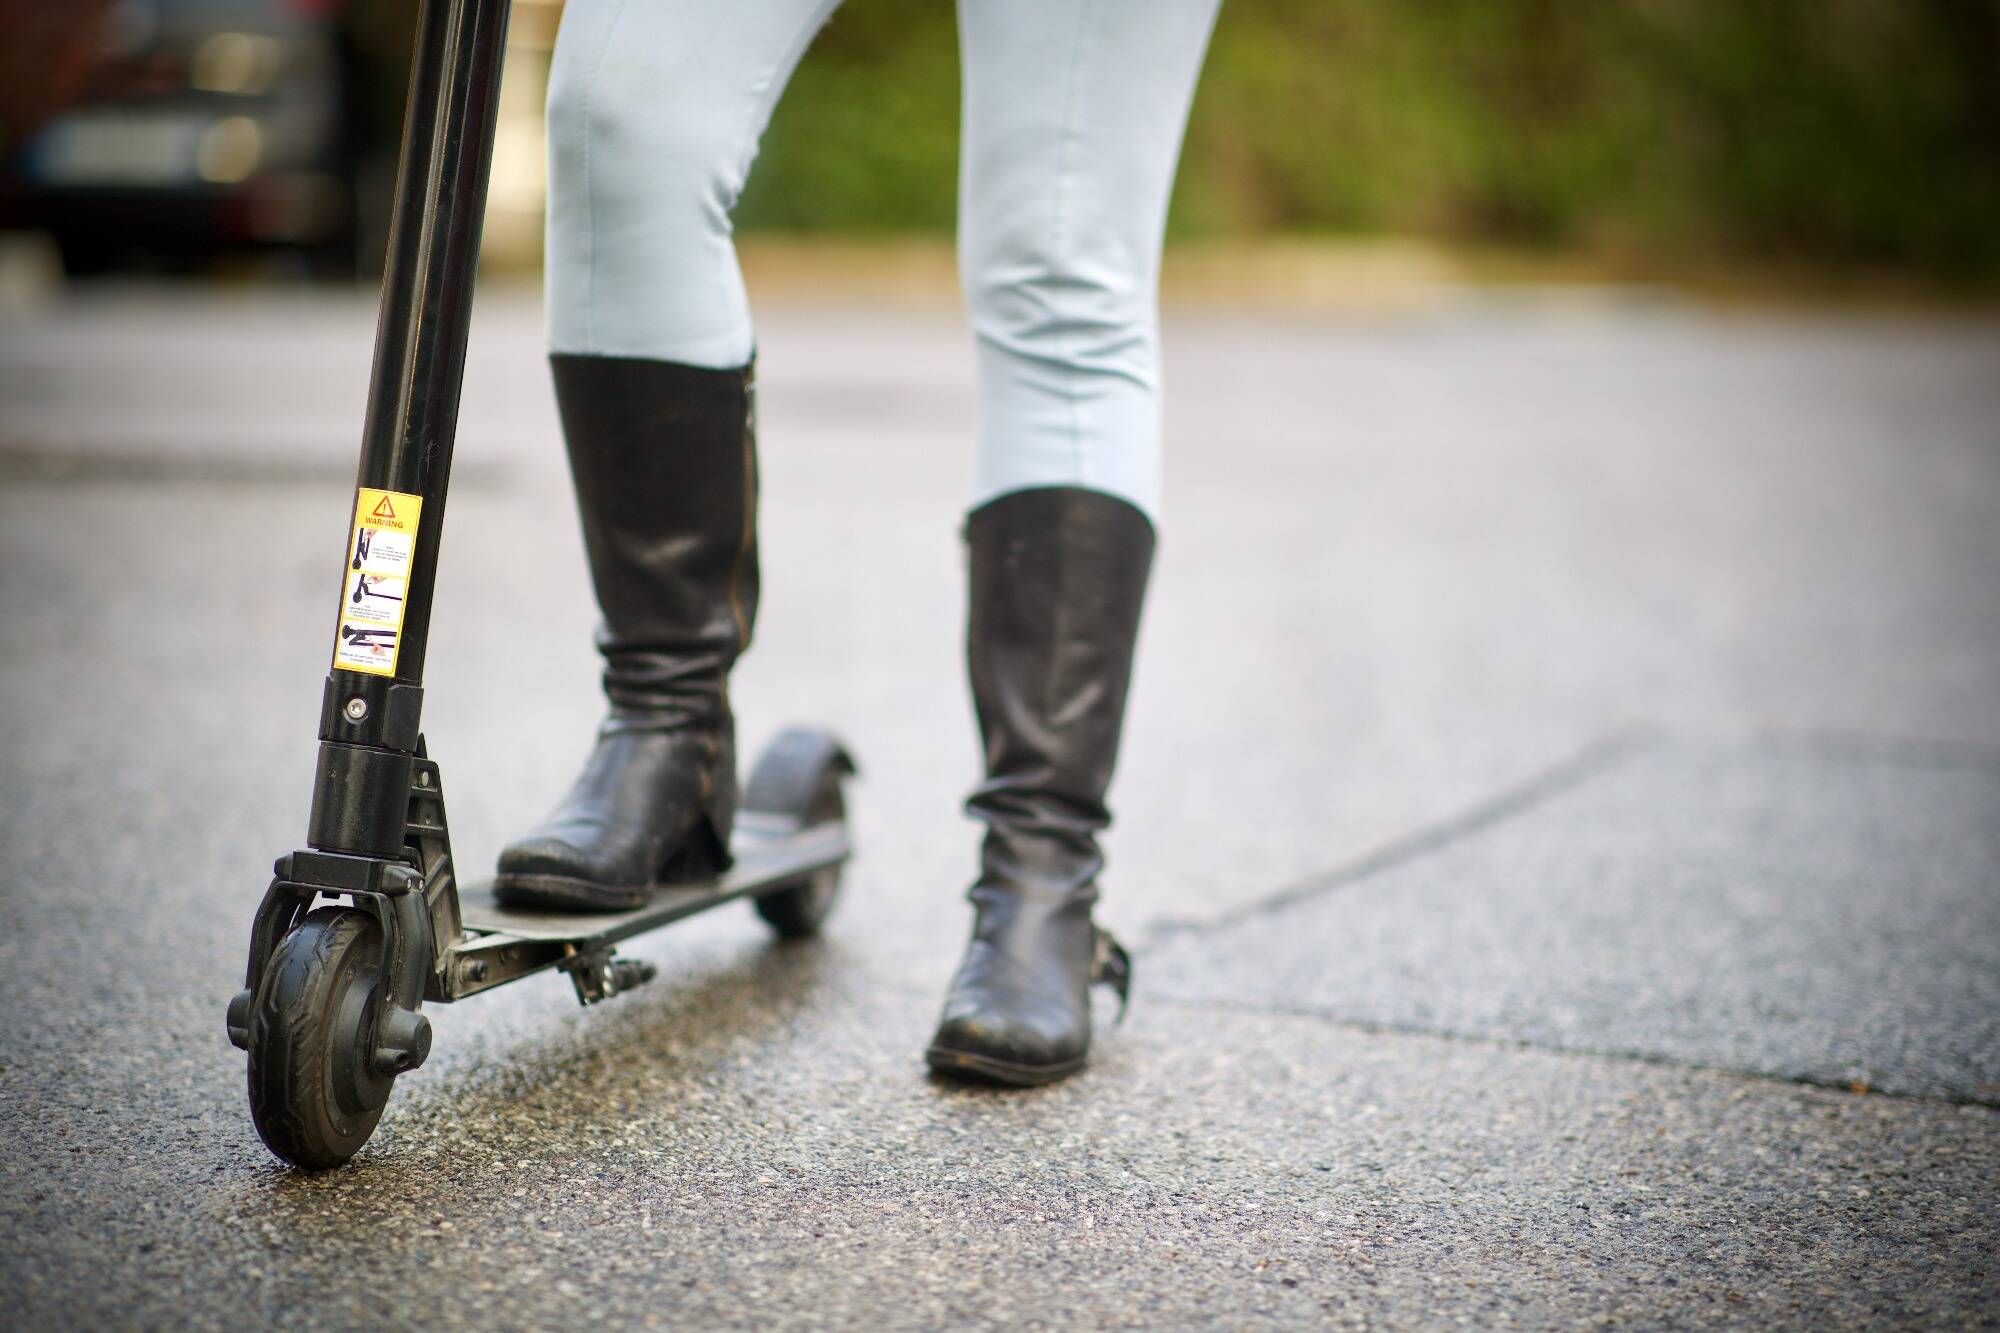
[2,283,1997,1329]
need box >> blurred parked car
[0,0,413,278]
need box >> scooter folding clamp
[560,948,659,1006]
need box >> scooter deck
[435,816,850,1002]
[456,816,850,947]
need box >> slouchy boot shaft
[494,354,758,910]
[555,353,759,735]
[928,486,1151,1084]
[965,488,1153,904]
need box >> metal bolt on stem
[343,697,369,722]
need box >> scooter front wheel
[246,906,395,1169]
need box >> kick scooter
[224,0,856,1171]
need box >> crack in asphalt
[1142,991,2000,1112]
[1129,724,2000,1111]
[1136,727,1655,950]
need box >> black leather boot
[925,487,1151,1085]
[494,354,758,911]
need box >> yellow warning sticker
[332,487,424,677]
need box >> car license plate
[31,112,209,187]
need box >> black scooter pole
[225,0,511,1069]
[309,0,511,858]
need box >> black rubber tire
[748,728,854,939]
[246,907,393,1170]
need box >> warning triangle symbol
[371,496,397,519]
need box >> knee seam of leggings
[579,0,632,352]
[1051,0,1094,489]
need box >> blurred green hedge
[735,0,2000,280]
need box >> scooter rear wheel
[747,728,855,939]
[247,906,394,1170]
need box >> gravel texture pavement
[1,286,1996,1328]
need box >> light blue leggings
[545,0,1221,523]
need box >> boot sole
[924,1044,1086,1087]
[491,872,650,913]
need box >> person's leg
[544,0,841,366]
[498,0,840,911]
[956,0,1220,525]
[928,0,1221,1082]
